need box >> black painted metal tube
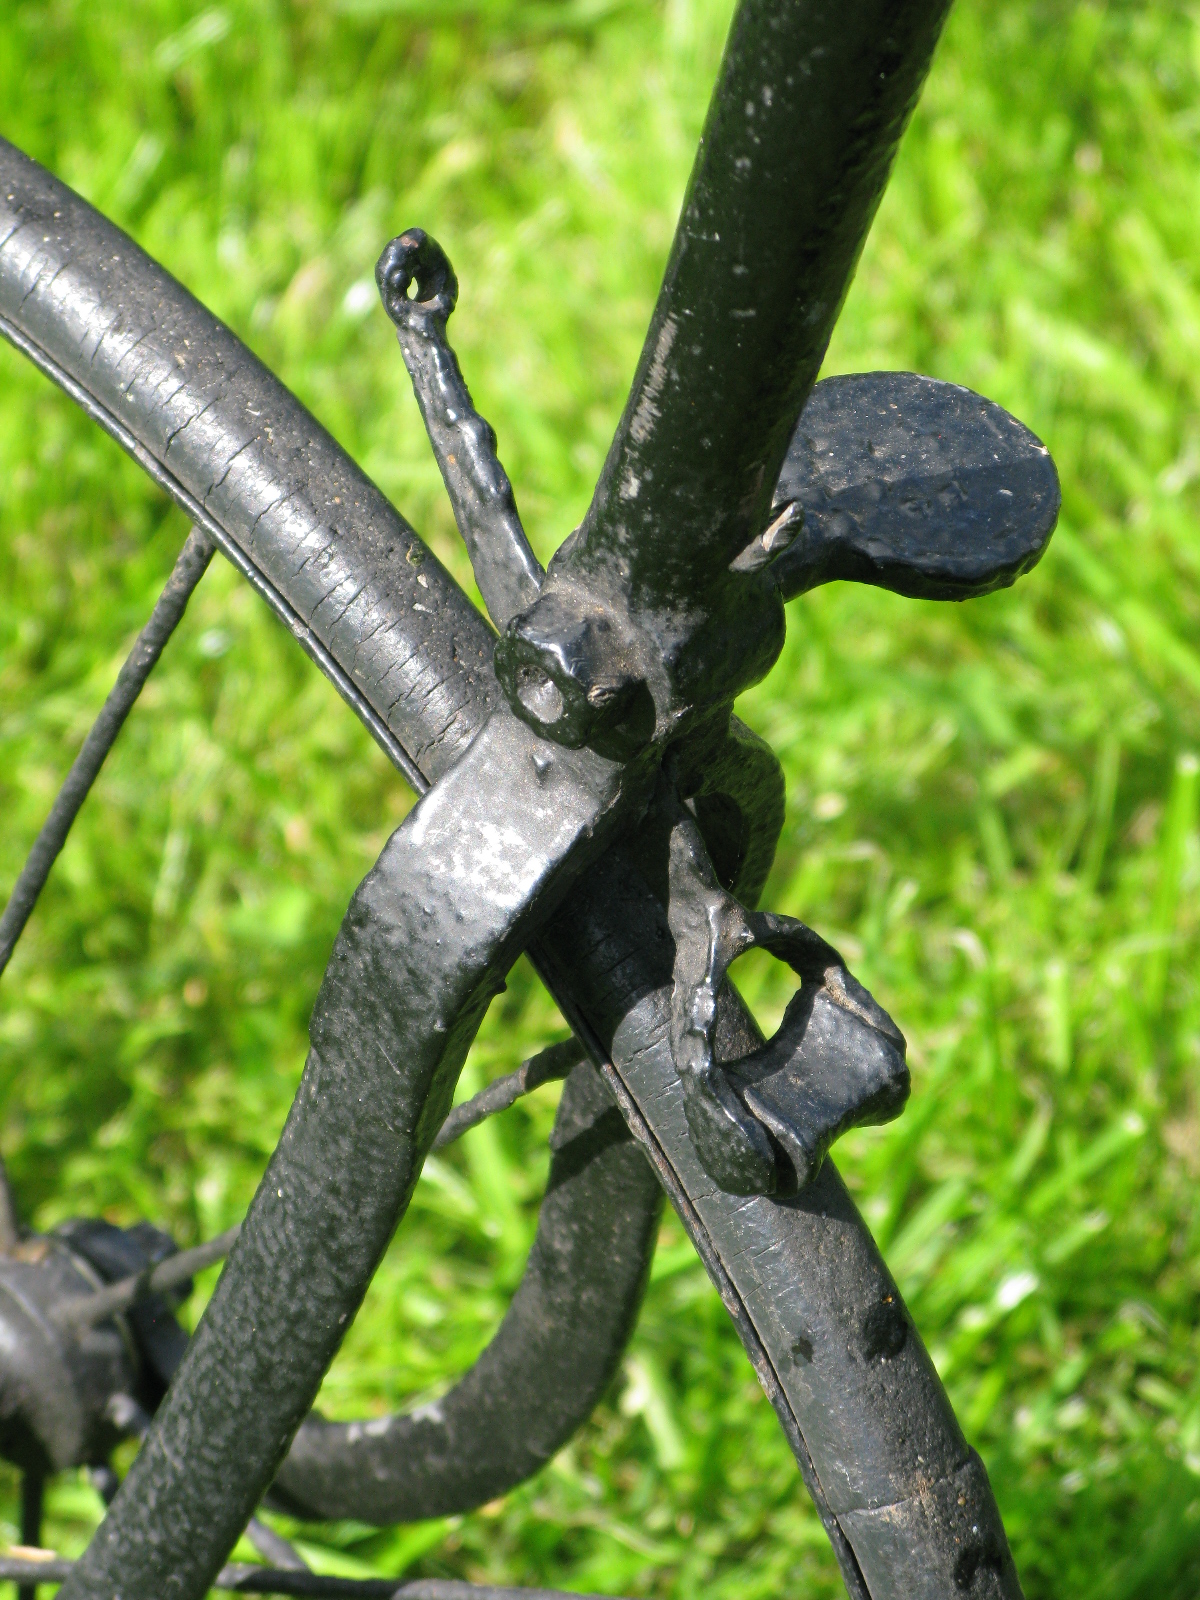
[492,0,955,765]
[0,136,662,1584]
[536,838,1021,1598]
[0,527,214,979]
[273,1060,662,1522]
[573,0,955,606]
[55,708,648,1599]
[0,1558,628,1600]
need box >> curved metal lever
[667,809,909,1196]
[376,230,544,630]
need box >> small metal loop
[376,229,543,632]
[749,910,846,986]
[376,229,459,327]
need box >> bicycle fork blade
[58,713,650,1600]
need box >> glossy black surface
[666,808,909,1197]
[494,0,956,752]
[0,0,1050,1588]
[68,708,651,1596]
[273,1061,662,1522]
[772,371,1061,600]
[377,231,543,631]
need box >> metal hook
[667,807,909,1196]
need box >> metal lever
[376,230,544,631]
[667,808,909,1197]
[769,371,1061,602]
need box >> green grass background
[1,0,1199,1594]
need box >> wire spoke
[431,1039,582,1151]
[0,1557,625,1600]
[54,1222,242,1331]
[0,525,215,980]
[245,1520,309,1574]
[16,1470,44,1600]
[53,1041,581,1331]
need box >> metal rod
[54,1223,241,1330]
[0,526,215,980]
[57,1040,576,1334]
[0,1559,620,1600]
[0,1155,20,1255]
[56,1039,577,1333]
[431,1040,581,1150]
[16,1470,44,1600]
[245,1522,309,1574]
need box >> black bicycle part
[0,1556,632,1600]
[0,0,1053,1584]
[0,1229,160,1477]
[0,528,214,979]
[272,1058,663,1522]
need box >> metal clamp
[667,809,909,1197]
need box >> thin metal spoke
[16,1470,44,1600]
[431,1039,582,1151]
[0,526,215,980]
[56,1043,580,1329]
[245,1521,309,1574]
[0,1558,623,1600]
[0,1153,20,1255]
[54,1221,241,1331]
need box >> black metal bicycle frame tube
[494,0,953,753]
[1,0,1023,1594]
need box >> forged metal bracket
[377,246,1060,767]
[377,234,790,903]
[376,235,1061,902]
[374,231,1053,1202]
[667,808,909,1198]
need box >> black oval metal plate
[771,371,1061,602]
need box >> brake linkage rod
[0,525,215,980]
[53,1038,582,1330]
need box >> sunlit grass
[1,1,1198,1596]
